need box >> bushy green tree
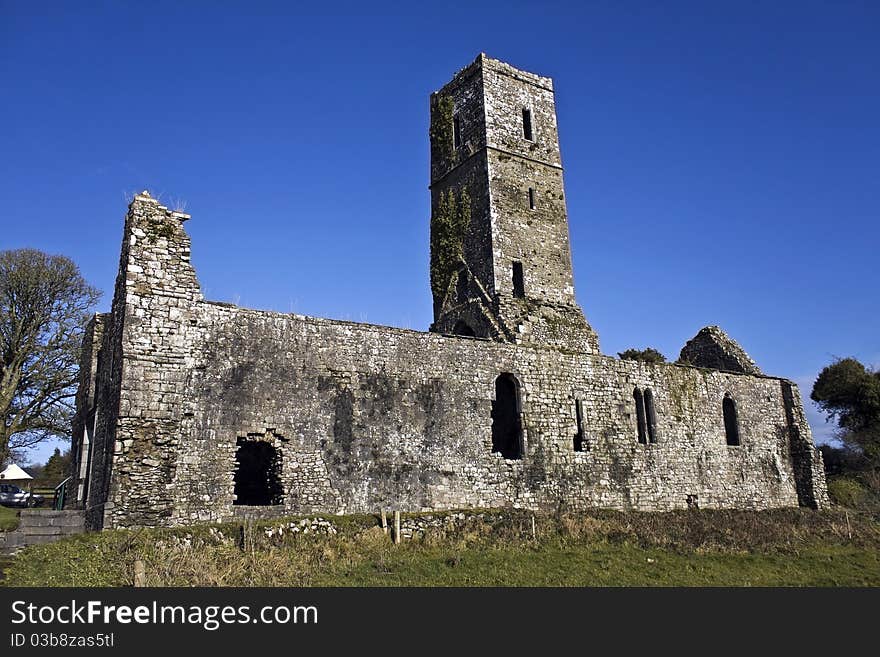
[811,358,880,469]
[37,447,71,487]
[618,347,667,364]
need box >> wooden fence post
[133,560,146,587]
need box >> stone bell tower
[428,54,599,353]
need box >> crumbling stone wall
[679,325,763,375]
[77,192,827,528]
[77,193,203,529]
[781,381,828,508]
[69,314,104,507]
[76,56,828,530]
[164,305,810,524]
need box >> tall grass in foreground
[3,508,879,587]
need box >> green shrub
[827,477,868,508]
[0,505,19,532]
[618,348,666,364]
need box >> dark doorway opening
[492,373,523,459]
[234,439,283,505]
[453,320,476,337]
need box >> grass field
[0,505,19,532]
[0,505,21,583]
[3,508,879,587]
[311,543,878,586]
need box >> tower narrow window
[723,394,740,446]
[456,269,468,303]
[573,398,586,452]
[491,373,523,459]
[644,388,657,444]
[453,114,461,149]
[633,388,647,444]
[522,108,533,141]
[512,261,525,298]
[528,187,536,210]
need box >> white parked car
[0,483,44,508]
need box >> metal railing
[53,477,72,510]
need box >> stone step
[2,533,24,549]
[12,533,66,546]
[1,530,86,553]
[17,525,82,537]
[2,510,87,554]
[18,516,85,529]
[18,510,85,529]
[19,509,83,519]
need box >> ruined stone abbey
[70,55,827,529]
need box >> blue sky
[2,1,877,463]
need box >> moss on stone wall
[430,186,471,304]
[146,218,176,242]
[430,94,455,166]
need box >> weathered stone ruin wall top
[679,325,763,375]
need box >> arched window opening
[573,398,586,452]
[723,394,740,446]
[234,438,283,505]
[456,270,468,303]
[633,388,647,444]
[492,373,523,459]
[453,320,476,337]
[644,388,657,444]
